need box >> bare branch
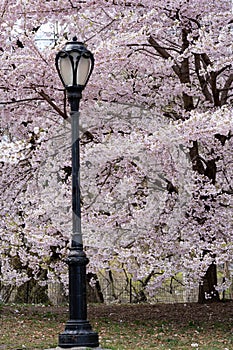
[220,74,233,105]
[0,97,43,105]
[37,89,68,120]
[148,35,181,77]
[194,54,213,103]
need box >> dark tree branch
[194,54,213,103]
[189,141,205,174]
[148,35,181,77]
[209,72,220,106]
[37,89,68,120]
[0,97,43,105]
[220,73,233,105]
[179,28,194,111]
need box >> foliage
[0,0,232,299]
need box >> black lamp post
[55,37,99,348]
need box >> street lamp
[55,37,99,348]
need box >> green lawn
[0,302,232,349]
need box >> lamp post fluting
[55,37,99,348]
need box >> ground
[0,301,232,349]
[1,300,232,324]
[90,301,233,324]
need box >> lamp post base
[58,320,99,348]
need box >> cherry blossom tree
[0,0,232,303]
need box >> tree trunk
[198,263,220,303]
[87,273,104,303]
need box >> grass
[0,302,232,349]
[98,320,232,349]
